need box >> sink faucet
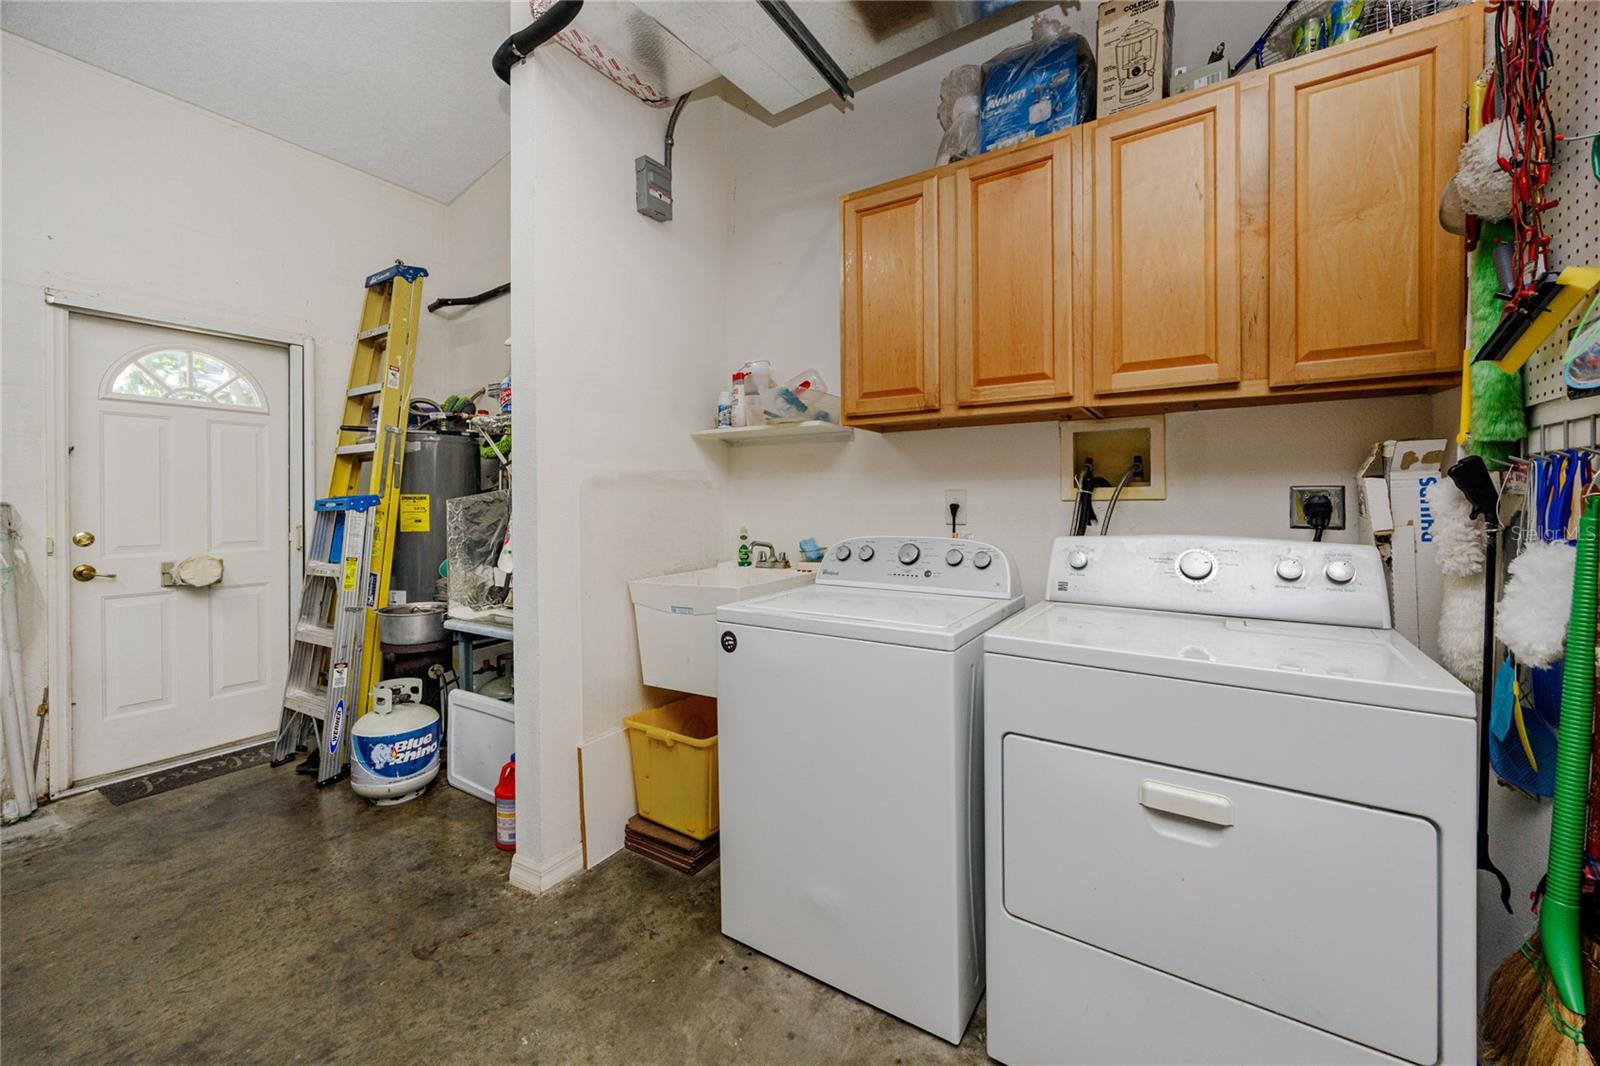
[749,540,790,569]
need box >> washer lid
[984,602,1473,716]
[717,584,1025,651]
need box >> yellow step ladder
[327,261,427,719]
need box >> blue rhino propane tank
[351,678,440,805]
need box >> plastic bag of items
[979,14,1095,153]
[936,64,982,166]
[446,490,511,621]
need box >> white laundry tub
[629,562,812,696]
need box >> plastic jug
[494,754,516,852]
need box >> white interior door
[67,314,290,783]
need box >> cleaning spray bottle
[738,526,751,567]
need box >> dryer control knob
[1275,558,1304,582]
[973,550,992,570]
[1067,550,1089,570]
[898,542,921,566]
[857,543,875,562]
[1325,559,1355,584]
[945,548,964,567]
[834,544,851,561]
[1177,550,1214,581]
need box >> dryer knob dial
[1325,559,1355,584]
[1067,550,1089,570]
[857,543,874,562]
[1275,558,1304,582]
[945,548,964,567]
[972,550,992,570]
[898,543,921,566]
[1177,550,1214,581]
[833,544,851,561]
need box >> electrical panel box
[635,156,673,222]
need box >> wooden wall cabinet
[840,177,941,416]
[838,5,1476,431]
[954,136,1079,406]
[1267,17,1470,386]
[1092,87,1242,395]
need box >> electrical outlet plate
[944,489,967,526]
[1289,485,1347,530]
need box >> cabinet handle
[1139,780,1233,827]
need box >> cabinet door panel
[1269,22,1466,384]
[842,179,940,417]
[955,137,1075,405]
[1093,88,1242,395]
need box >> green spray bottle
[737,527,751,567]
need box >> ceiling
[0,1,514,203]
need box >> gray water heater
[392,430,482,608]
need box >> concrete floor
[2,762,991,1063]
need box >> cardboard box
[1095,0,1174,117]
[1358,439,1448,660]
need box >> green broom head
[1468,359,1528,463]
[1472,220,1514,352]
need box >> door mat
[97,744,275,806]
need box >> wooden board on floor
[625,815,718,875]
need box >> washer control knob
[1275,558,1304,582]
[857,543,875,562]
[973,550,992,570]
[945,548,964,567]
[1177,550,1214,581]
[1067,550,1089,570]
[898,542,921,566]
[834,544,851,561]
[1325,559,1355,584]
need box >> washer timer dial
[1177,550,1214,581]
[897,543,921,566]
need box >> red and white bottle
[494,754,516,852]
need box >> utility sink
[630,562,813,697]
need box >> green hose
[1542,495,1599,1014]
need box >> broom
[1483,495,1600,1065]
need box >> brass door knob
[71,564,116,582]
[72,531,96,547]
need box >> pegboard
[1522,0,1600,407]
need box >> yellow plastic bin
[624,696,719,841]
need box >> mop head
[1472,221,1515,351]
[1482,933,1599,1065]
[1427,479,1484,577]
[1457,120,1514,221]
[1498,541,1579,669]
[1440,570,1487,689]
[1470,361,1529,463]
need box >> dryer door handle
[1139,780,1234,827]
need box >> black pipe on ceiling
[492,0,584,85]
[757,0,854,102]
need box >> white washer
[717,536,1024,1044]
[983,535,1475,1066]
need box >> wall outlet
[944,489,967,527]
[1289,485,1347,531]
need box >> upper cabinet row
[839,6,1477,430]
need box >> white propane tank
[350,678,440,805]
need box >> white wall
[717,19,1438,592]
[431,155,513,404]
[510,45,732,887]
[0,34,507,800]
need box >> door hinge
[45,537,55,557]
[293,524,303,551]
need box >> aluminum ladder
[273,262,426,783]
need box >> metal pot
[377,601,447,646]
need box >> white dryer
[717,536,1023,1044]
[983,535,1475,1066]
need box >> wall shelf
[692,422,853,446]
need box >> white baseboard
[508,843,584,894]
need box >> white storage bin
[447,689,514,802]
[629,562,813,696]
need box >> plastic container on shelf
[624,696,719,841]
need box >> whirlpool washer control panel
[817,536,1020,600]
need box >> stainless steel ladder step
[294,621,334,648]
[356,324,390,341]
[346,382,382,398]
